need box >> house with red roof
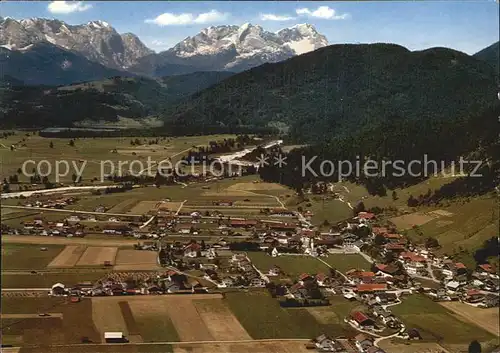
[372,227,388,235]
[382,243,406,255]
[346,269,377,284]
[183,243,201,258]
[383,233,403,243]
[442,262,468,278]
[268,222,298,232]
[476,264,499,279]
[298,273,313,284]
[464,289,485,303]
[315,273,329,286]
[357,212,375,221]
[355,283,388,293]
[400,252,427,275]
[350,311,375,330]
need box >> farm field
[389,212,438,230]
[2,294,256,350]
[224,290,358,339]
[402,196,497,266]
[391,294,496,344]
[324,254,371,274]
[172,341,310,353]
[47,245,87,268]
[1,270,109,288]
[75,246,117,267]
[1,297,100,346]
[114,249,161,271]
[2,244,64,270]
[128,298,179,342]
[439,302,500,336]
[246,252,330,278]
[0,133,237,184]
[378,341,451,353]
[88,294,242,344]
[192,299,252,340]
[18,345,174,353]
[305,295,363,325]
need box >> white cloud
[145,10,228,26]
[47,1,92,14]
[260,13,296,21]
[296,6,349,20]
[194,10,228,24]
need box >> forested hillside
[0,72,233,127]
[166,43,497,143]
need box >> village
[3,186,498,353]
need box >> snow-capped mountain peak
[165,22,328,70]
[276,23,328,55]
[87,20,110,29]
[0,17,153,69]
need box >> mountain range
[0,17,328,83]
[129,23,328,76]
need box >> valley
[1,2,499,353]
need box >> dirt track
[440,302,500,336]
[173,341,310,353]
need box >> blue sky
[1,1,498,54]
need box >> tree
[354,226,371,239]
[68,139,75,147]
[425,237,440,249]
[17,168,22,174]
[2,182,10,193]
[353,201,366,216]
[49,141,54,148]
[407,195,418,207]
[392,190,398,200]
[374,233,386,246]
[468,340,481,353]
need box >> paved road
[175,200,187,215]
[1,313,63,319]
[1,205,142,218]
[139,215,156,229]
[1,185,121,199]
[2,288,51,292]
[20,338,310,349]
[138,147,194,175]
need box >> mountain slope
[130,23,328,76]
[474,41,499,73]
[0,71,234,127]
[0,17,153,69]
[166,43,497,142]
[0,42,132,85]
